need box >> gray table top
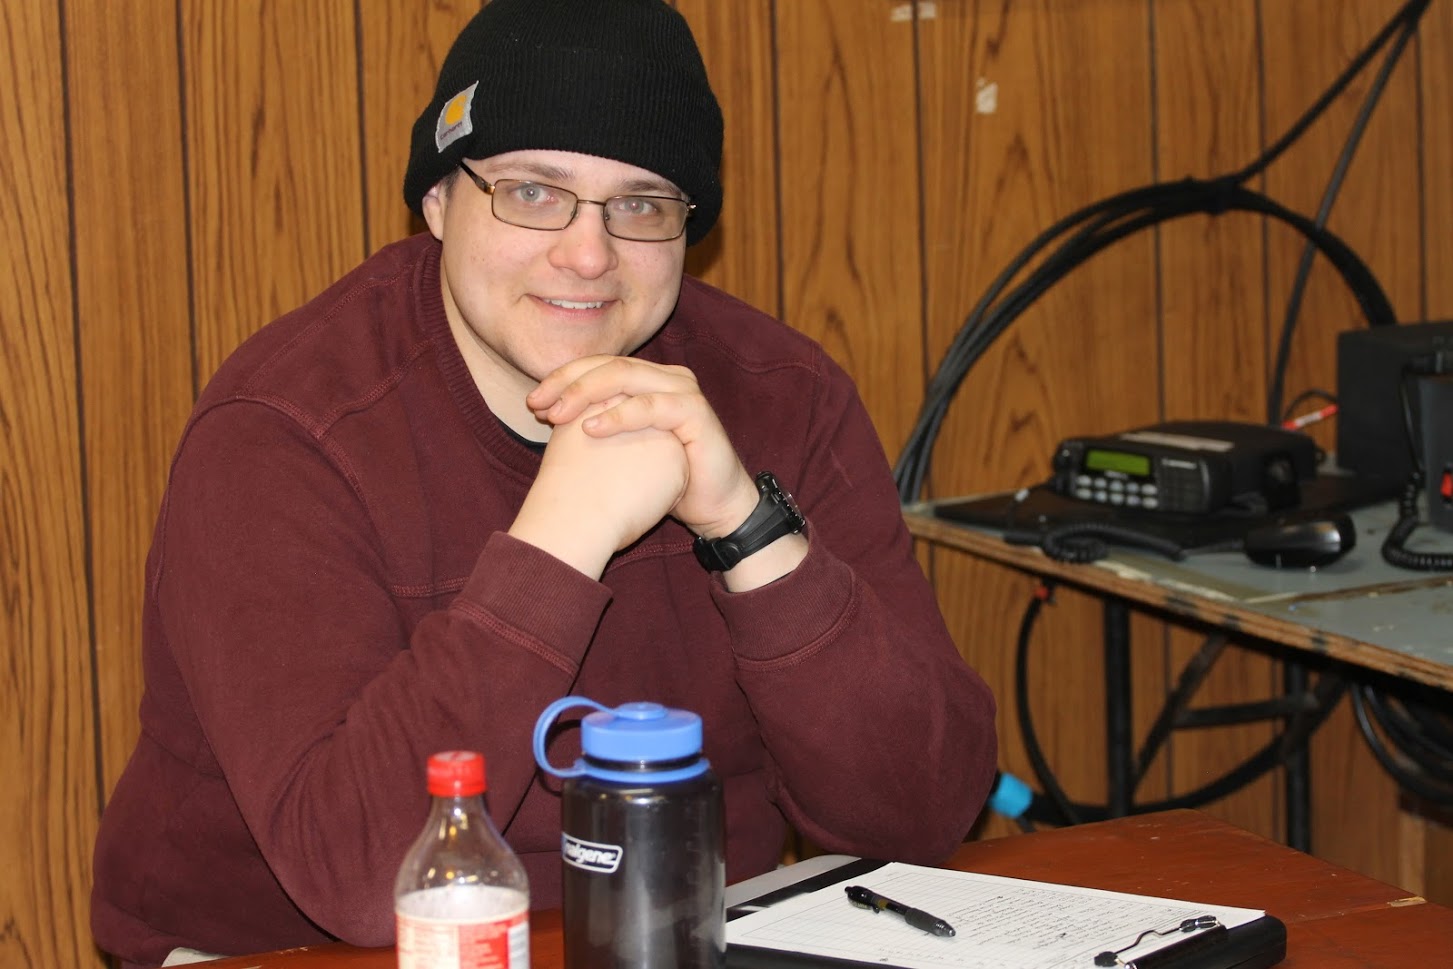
[906,499,1453,691]
[1103,501,1453,678]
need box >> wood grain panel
[917,0,1160,837]
[66,0,195,802]
[916,2,1078,837]
[181,0,366,381]
[1421,0,1453,316]
[0,4,100,968]
[1151,0,1280,842]
[1155,0,1268,425]
[6,4,1453,966]
[359,1,480,253]
[678,0,780,318]
[1262,0,1422,433]
[1426,813,1453,907]
[1259,0,1421,888]
[774,0,924,457]
[920,0,1160,497]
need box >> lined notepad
[726,861,1265,969]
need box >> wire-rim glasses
[456,161,693,242]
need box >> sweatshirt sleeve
[152,401,606,945]
[711,350,998,864]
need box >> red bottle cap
[426,750,486,797]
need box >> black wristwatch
[693,472,806,572]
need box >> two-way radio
[1050,421,1320,516]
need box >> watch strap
[693,472,805,572]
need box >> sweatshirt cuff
[709,537,854,663]
[454,532,613,666]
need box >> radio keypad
[1072,472,1168,511]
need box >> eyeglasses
[456,161,694,242]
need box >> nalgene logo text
[561,833,623,873]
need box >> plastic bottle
[534,697,725,969]
[394,750,530,969]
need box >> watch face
[781,487,801,518]
[759,472,804,528]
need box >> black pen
[844,885,956,937]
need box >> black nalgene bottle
[534,697,725,969]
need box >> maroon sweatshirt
[91,234,997,967]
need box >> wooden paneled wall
[3,1,1449,966]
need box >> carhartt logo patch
[435,82,477,152]
[561,833,622,873]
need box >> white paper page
[725,862,1264,969]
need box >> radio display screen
[1084,448,1151,477]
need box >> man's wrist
[693,472,805,573]
[719,531,808,592]
[693,476,766,540]
[508,497,615,580]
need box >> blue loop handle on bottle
[533,695,710,784]
[533,697,610,779]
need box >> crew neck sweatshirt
[92,233,996,967]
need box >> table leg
[1284,661,1312,852]
[1104,597,1134,816]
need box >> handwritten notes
[726,862,1264,969]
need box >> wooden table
[201,810,1451,968]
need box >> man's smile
[539,297,608,311]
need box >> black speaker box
[1335,320,1453,482]
[1414,372,1453,531]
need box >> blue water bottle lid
[581,702,702,763]
[533,697,710,782]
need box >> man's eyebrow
[490,161,684,199]
[618,177,683,197]
[494,161,573,183]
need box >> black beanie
[403,0,724,246]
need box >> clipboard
[724,859,1286,969]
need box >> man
[91,0,997,965]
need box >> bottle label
[396,885,529,969]
[561,833,623,873]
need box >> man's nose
[547,202,618,278]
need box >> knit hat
[403,0,724,246]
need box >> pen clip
[1093,915,1221,966]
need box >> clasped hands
[508,355,784,583]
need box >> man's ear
[421,180,449,241]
